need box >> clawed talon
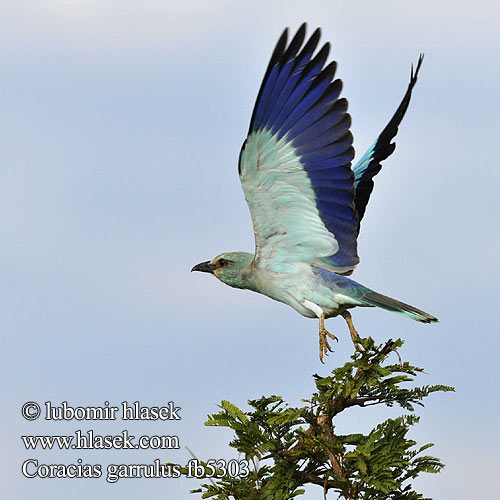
[317,311,365,362]
[318,313,338,363]
[319,330,332,363]
[341,311,363,351]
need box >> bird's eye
[217,258,227,267]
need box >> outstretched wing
[353,55,424,231]
[238,24,359,274]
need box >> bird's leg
[319,313,338,363]
[341,310,362,351]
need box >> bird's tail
[360,290,438,323]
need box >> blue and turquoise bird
[192,24,436,361]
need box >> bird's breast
[251,264,321,318]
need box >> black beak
[191,261,215,274]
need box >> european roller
[192,24,437,362]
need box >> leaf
[220,400,249,423]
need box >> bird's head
[191,252,255,289]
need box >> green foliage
[183,337,453,499]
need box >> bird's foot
[319,326,338,363]
[341,311,363,351]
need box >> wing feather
[239,24,359,273]
[352,54,424,231]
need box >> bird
[192,23,437,362]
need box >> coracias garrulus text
[192,24,437,362]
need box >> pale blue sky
[2,1,499,499]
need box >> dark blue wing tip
[353,53,425,229]
[248,23,327,135]
[412,53,425,81]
